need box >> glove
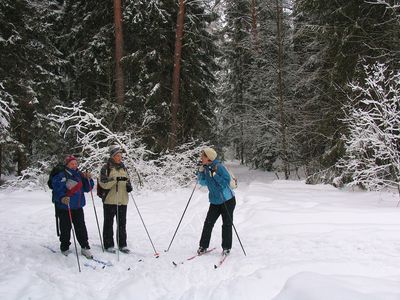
[61,196,70,205]
[116,177,128,182]
[81,171,92,179]
[211,166,217,177]
[126,181,133,193]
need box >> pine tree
[0,0,64,175]
[219,0,252,162]
[123,0,219,151]
[220,0,297,176]
[293,0,400,178]
[338,62,400,192]
[57,0,115,126]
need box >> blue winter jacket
[197,159,235,205]
[52,168,94,210]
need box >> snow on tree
[293,0,400,180]
[45,101,208,191]
[0,84,14,181]
[337,62,400,195]
[0,84,13,136]
[5,101,209,191]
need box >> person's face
[201,152,211,165]
[112,153,122,164]
[67,160,78,170]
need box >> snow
[1,163,400,300]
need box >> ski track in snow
[1,162,400,300]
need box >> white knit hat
[109,145,122,157]
[203,147,217,161]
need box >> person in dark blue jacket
[197,147,236,256]
[52,155,94,258]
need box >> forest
[0,0,399,191]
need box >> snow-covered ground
[1,162,400,300]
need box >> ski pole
[223,200,247,256]
[67,203,81,272]
[55,205,60,236]
[211,174,247,257]
[116,181,120,262]
[129,193,159,257]
[164,181,198,252]
[88,177,104,252]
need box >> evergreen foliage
[123,0,219,151]
[338,62,400,191]
[219,0,252,163]
[1,0,399,188]
[57,0,116,124]
[293,0,400,176]
[0,0,64,175]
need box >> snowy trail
[1,163,400,299]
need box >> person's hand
[61,196,70,205]
[82,172,92,179]
[198,165,204,172]
[126,181,133,193]
[211,166,217,177]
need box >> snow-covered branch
[47,101,142,179]
[38,101,208,192]
[337,62,400,193]
[0,83,14,137]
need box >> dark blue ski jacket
[52,168,94,210]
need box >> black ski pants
[58,207,90,251]
[199,197,236,250]
[103,204,127,249]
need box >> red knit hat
[64,155,77,165]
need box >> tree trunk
[17,129,28,176]
[276,0,289,179]
[169,0,185,149]
[251,0,259,51]
[114,0,124,107]
[0,144,2,183]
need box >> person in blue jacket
[197,147,236,256]
[52,155,94,258]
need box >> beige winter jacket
[98,160,131,205]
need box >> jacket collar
[108,158,125,169]
[65,167,79,176]
[208,159,219,168]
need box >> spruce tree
[57,0,115,125]
[293,0,400,178]
[219,0,252,162]
[0,0,63,175]
[123,0,219,151]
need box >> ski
[99,244,145,262]
[42,245,112,268]
[172,247,216,266]
[42,244,57,253]
[214,253,229,269]
[83,262,97,270]
[92,257,113,267]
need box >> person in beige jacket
[98,145,133,253]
